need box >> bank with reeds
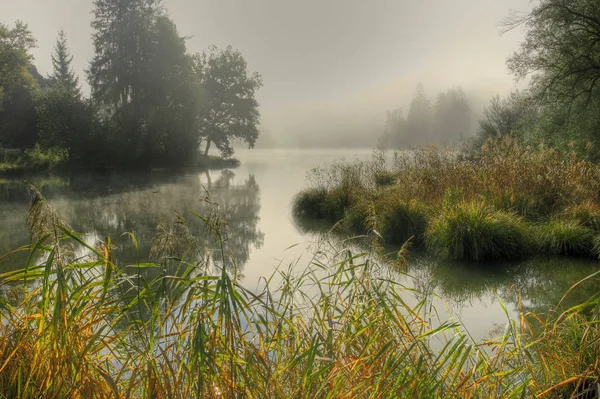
[1,185,600,398]
[293,138,600,261]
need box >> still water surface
[1,148,599,341]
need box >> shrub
[535,219,595,257]
[426,201,531,261]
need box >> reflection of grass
[2,188,600,397]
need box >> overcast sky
[3,0,532,143]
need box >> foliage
[375,197,430,246]
[0,21,38,148]
[381,85,472,148]
[194,46,263,158]
[506,0,600,108]
[0,145,67,175]
[35,87,96,166]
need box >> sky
[2,0,532,146]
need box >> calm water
[1,148,599,341]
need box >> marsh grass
[534,219,596,257]
[293,137,600,261]
[425,201,531,261]
[1,187,600,397]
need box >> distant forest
[0,0,261,172]
[383,0,600,162]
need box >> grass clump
[293,186,355,221]
[375,197,430,246]
[426,201,530,261]
[534,218,596,257]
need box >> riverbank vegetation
[294,138,600,261]
[1,188,600,398]
[296,0,600,262]
[0,3,261,175]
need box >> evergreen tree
[88,0,162,109]
[50,30,80,96]
[406,83,433,145]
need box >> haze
[3,0,531,147]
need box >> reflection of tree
[202,172,264,273]
[0,170,264,276]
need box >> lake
[1,148,599,342]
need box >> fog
[3,0,531,148]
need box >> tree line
[380,83,471,148]
[471,0,600,161]
[382,0,600,162]
[0,0,262,171]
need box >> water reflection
[0,169,264,276]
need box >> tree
[406,83,433,145]
[0,21,38,148]
[195,46,262,158]
[433,87,470,143]
[380,108,408,148]
[88,0,162,109]
[49,30,80,96]
[477,92,532,140]
[35,87,94,165]
[506,0,600,107]
[141,16,204,166]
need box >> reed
[1,186,600,398]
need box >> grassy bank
[0,147,240,176]
[0,146,68,176]
[293,138,600,261]
[1,186,600,397]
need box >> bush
[535,219,595,257]
[426,201,530,261]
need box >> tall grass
[1,187,600,397]
[293,138,600,261]
[426,201,530,261]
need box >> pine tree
[50,29,80,96]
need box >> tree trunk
[203,139,211,156]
